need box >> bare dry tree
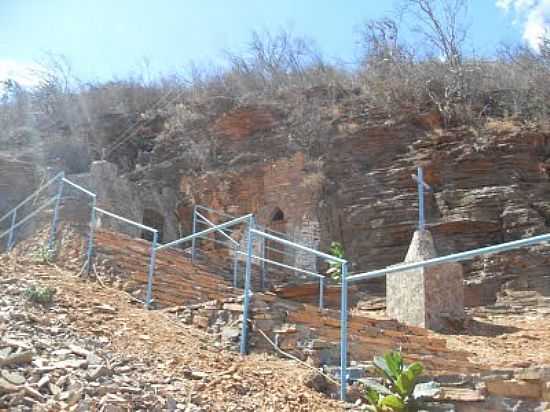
[402,0,469,66]
[223,28,328,94]
[358,18,401,61]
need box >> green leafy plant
[24,285,56,305]
[364,351,423,412]
[326,241,345,281]
[32,245,56,265]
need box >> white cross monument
[411,166,431,231]
[386,165,465,331]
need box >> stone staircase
[90,228,480,376]
[94,229,239,306]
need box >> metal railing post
[418,166,425,231]
[233,247,239,287]
[340,262,349,401]
[7,210,17,251]
[240,215,255,355]
[191,205,197,264]
[48,173,65,253]
[260,236,266,290]
[145,230,159,308]
[319,277,324,310]
[86,197,97,275]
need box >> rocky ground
[0,251,342,412]
[445,308,550,370]
[5,230,550,412]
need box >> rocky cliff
[3,88,550,309]
[121,95,550,309]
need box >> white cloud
[0,59,41,90]
[496,0,550,51]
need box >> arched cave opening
[268,207,286,261]
[271,207,285,222]
[142,208,164,243]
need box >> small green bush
[326,241,345,282]
[364,351,424,412]
[24,285,56,305]
[32,245,56,265]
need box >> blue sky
[0,0,548,87]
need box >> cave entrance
[142,209,164,243]
[267,207,286,262]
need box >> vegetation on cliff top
[1,0,548,173]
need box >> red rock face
[180,152,320,229]
[116,94,550,310]
[322,122,550,306]
[175,117,550,308]
[212,106,278,141]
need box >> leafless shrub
[357,0,549,127]
[0,20,549,174]
[221,29,350,101]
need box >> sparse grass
[24,285,56,305]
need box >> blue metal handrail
[0,171,65,225]
[195,210,239,247]
[95,206,157,233]
[62,177,96,198]
[251,228,347,264]
[0,196,58,241]
[9,173,550,403]
[348,232,550,283]
[337,231,550,401]
[195,204,237,220]
[93,205,158,306]
[193,206,328,304]
[0,171,66,252]
[157,213,254,251]
[235,250,324,279]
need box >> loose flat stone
[0,347,12,358]
[52,349,72,357]
[48,382,61,395]
[0,351,33,366]
[88,365,111,380]
[0,376,19,394]
[94,304,117,314]
[1,370,26,385]
[53,359,88,370]
[86,352,103,366]
[37,374,50,388]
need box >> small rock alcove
[141,208,164,243]
[267,207,286,261]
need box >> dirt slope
[0,251,342,411]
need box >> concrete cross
[411,166,432,231]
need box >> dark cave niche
[142,208,164,243]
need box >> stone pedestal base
[386,230,464,331]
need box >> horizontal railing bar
[195,211,240,247]
[348,232,550,283]
[94,207,157,233]
[264,245,296,257]
[255,224,291,240]
[265,227,290,238]
[196,219,238,232]
[0,209,14,226]
[236,251,324,279]
[196,205,237,220]
[196,235,236,248]
[0,196,58,240]
[62,178,96,198]
[157,214,252,251]
[251,229,347,264]
[0,171,64,224]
